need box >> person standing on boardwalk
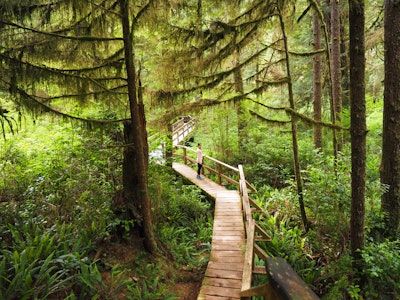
[196,143,204,179]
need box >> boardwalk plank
[207,261,244,271]
[199,285,241,298]
[213,220,243,226]
[197,295,238,300]
[202,277,242,289]
[210,254,244,263]
[212,236,243,242]
[204,268,243,280]
[210,250,244,258]
[211,242,244,251]
[213,227,243,232]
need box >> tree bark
[340,16,350,108]
[381,0,400,239]
[313,0,323,149]
[349,0,366,279]
[278,8,309,231]
[119,0,156,253]
[331,0,342,151]
[234,46,246,155]
[324,0,339,160]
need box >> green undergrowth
[0,119,212,299]
[248,150,400,299]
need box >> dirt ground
[98,241,204,299]
[174,280,202,300]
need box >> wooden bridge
[172,146,320,300]
[170,118,320,300]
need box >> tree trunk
[122,121,142,220]
[340,16,350,108]
[138,76,149,170]
[324,0,339,160]
[381,0,400,239]
[313,0,323,149]
[331,0,342,152]
[234,46,246,156]
[349,0,366,279]
[119,0,156,253]
[278,9,309,231]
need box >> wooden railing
[171,116,195,146]
[173,145,256,192]
[238,165,272,299]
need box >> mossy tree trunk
[313,0,323,150]
[331,0,343,152]
[349,0,366,281]
[323,0,339,160]
[381,0,400,240]
[234,46,246,156]
[278,7,309,232]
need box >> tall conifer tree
[381,0,400,239]
[349,0,366,279]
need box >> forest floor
[99,241,203,299]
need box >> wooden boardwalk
[172,163,245,300]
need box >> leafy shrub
[147,163,212,266]
[77,263,139,300]
[251,187,319,285]
[302,152,352,254]
[127,263,177,300]
[321,241,400,300]
[256,213,319,286]
[157,183,212,266]
[0,141,29,201]
[0,120,119,242]
[361,240,400,299]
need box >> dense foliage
[0,118,212,299]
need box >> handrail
[175,145,239,172]
[239,164,268,299]
[173,145,258,191]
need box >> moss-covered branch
[13,84,128,126]
[285,108,349,130]
[0,20,123,42]
[249,110,291,125]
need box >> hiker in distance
[196,143,204,180]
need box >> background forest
[0,0,399,299]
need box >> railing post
[166,124,173,167]
[183,147,187,165]
[218,163,222,185]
